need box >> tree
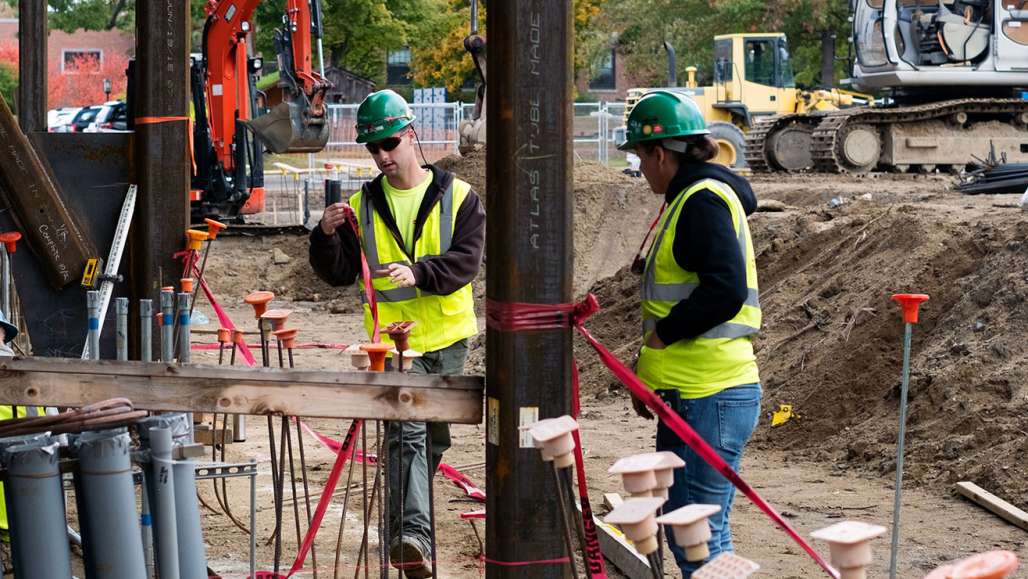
[4,0,134,31]
[47,52,130,109]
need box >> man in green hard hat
[620,90,762,578]
[310,89,484,578]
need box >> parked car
[83,101,128,132]
[67,106,101,133]
[47,107,81,132]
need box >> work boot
[389,535,433,578]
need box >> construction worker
[309,89,485,579]
[618,91,761,577]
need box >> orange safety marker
[657,504,722,562]
[0,231,21,253]
[216,327,231,365]
[272,328,298,350]
[261,309,292,332]
[925,550,1019,579]
[204,218,227,240]
[603,497,666,557]
[180,278,194,293]
[244,291,275,367]
[359,342,392,372]
[693,553,760,579]
[811,521,886,579]
[185,229,208,251]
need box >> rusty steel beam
[0,97,96,288]
[18,0,47,133]
[132,0,190,305]
[485,1,575,577]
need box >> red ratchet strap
[634,202,666,262]
[486,294,840,579]
[191,342,349,351]
[299,420,486,502]
[343,206,380,342]
[486,300,610,577]
[135,116,196,173]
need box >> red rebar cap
[0,231,21,253]
[180,278,194,293]
[890,293,930,324]
[204,218,228,240]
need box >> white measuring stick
[81,184,136,359]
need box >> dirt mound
[572,180,1028,507]
[437,149,661,292]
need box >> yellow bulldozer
[624,33,872,169]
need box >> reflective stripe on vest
[641,178,760,340]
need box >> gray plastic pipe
[87,290,101,360]
[138,423,180,579]
[160,289,175,362]
[176,292,190,364]
[115,297,129,361]
[139,299,153,363]
[0,436,72,578]
[75,428,146,578]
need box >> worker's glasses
[365,136,403,155]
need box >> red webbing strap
[343,206,380,343]
[284,419,364,577]
[486,295,840,579]
[633,202,666,263]
[174,249,257,366]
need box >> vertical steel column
[160,289,175,362]
[0,436,71,579]
[138,423,180,579]
[75,428,147,578]
[87,290,101,360]
[485,1,574,578]
[17,1,46,133]
[139,299,153,362]
[116,297,129,361]
[132,0,190,309]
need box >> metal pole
[74,428,147,578]
[160,289,175,362]
[116,297,129,361]
[0,436,72,579]
[87,290,101,360]
[486,1,574,577]
[1,244,9,318]
[142,425,180,579]
[250,458,257,579]
[889,322,914,579]
[176,292,191,364]
[139,299,153,362]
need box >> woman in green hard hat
[620,90,762,577]
[310,89,485,579]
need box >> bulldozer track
[745,115,793,173]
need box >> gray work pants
[387,339,467,554]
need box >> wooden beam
[956,481,1028,532]
[0,358,483,423]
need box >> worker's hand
[631,394,654,420]
[376,263,416,288]
[645,330,666,350]
[320,202,350,236]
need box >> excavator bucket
[244,98,329,154]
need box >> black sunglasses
[365,136,403,154]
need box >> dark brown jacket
[309,165,485,295]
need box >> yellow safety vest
[637,178,761,398]
[0,405,42,532]
[349,176,478,354]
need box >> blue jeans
[655,383,762,577]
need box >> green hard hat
[355,89,416,144]
[618,90,709,151]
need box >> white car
[82,101,129,133]
[47,107,81,132]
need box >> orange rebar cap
[0,231,21,254]
[261,308,292,331]
[360,342,393,372]
[204,218,228,240]
[232,329,246,345]
[217,328,231,344]
[890,293,929,324]
[185,229,208,251]
[243,291,274,318]
[180,278,194,293]
[272,328,299,349]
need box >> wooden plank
[956,481,1028,532]
[0,357,483,424]
[577,502,652,579]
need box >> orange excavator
[190,0,331,222]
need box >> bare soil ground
[191,165,1028,578]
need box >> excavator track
[747,113,828,173]
[745,115,792,173]
[809,98,1028,173]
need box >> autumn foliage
[0,40,128,110]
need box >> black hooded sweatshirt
[652,162,758,346]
